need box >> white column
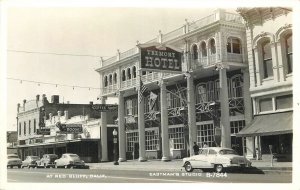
[219,68,231,148]
[160,80,170,161]
[186,73,197,156]
[118,91,126,162]
[138,78,147,162]
[276,40,286,82]
[253,48,262,86]
[270,42,279,82]
[100,96,108,162]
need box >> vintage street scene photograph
[2,2,297,189]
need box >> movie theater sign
[139,43,182,73]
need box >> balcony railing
[120,47,139,60]
[162,26,185,43]
[224,12,243,23]
[188,14,216,32]
[227,53,243,63]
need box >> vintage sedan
[7,154,22,169]
[22,156,40,168]
[182,147,251,173]
[54,153,87,169]
[36,154,58,168]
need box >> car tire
[44,164,47,169]
[10,166,13,169]
[215,164,223,173]
[184,162,194,172]
[18,165,21,169]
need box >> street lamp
[113,129,119,165]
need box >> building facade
[96,9,253,161]
[237,8,293,161]
[15,94,118,162]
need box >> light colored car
[22,156,40,168]
[7,154,22,169]
[36,154,58,168]
[54,153,87,169]
[182,147,252,173]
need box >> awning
[237,111,293,137]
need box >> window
[29,120,31,135]
[132,66,137,78]
[142,71,146,75]
[113,73,117,84]
[104,76,108,87]
[227,37,241,54]
[197,123,215,147]
[145,130,159,150]
[125,99,133,115]
[24,121,26,135]
[127,68,131,80]
[196,84,207,103]
[132,98,138,115]
[122,70,126,81]
[262,40,273,79]
[19,123,21,135]
[200,42,207,57]
[109,74,112,85]
[285,34,293,74]
[167,90,181,108]
[192,45,198,60]
[126,132,139,152]
[230,75,243,98]
[276,94,292,110]
[214,80,220,101]
[210,39,216,55]
[259,98,273,112]
[34,119,36,133]
[168,127,185,150]
[230,120,245,134]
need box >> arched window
[109,74,112,85]
[113,73,117,84]
[34,119,36,133]
[127,68,131,79]
[262,39,273,78]
[122,70,126,81]
[227,37,241,54]
[200,42,207,57]
[29,120,31,135]
[214,79,220,101]
[209,39,216,55]
[285,33,292,74]
[231,75,243,98]
[192,44,198,60]
[142,71,146,75]
[104,76,108,87]
[132,66,137,78]
[196,84,207,103]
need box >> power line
[7,49,112,58]
[7,77,102,90]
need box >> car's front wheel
[215,164,223,173]
[184,162,194,172]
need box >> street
[7,168,292,183]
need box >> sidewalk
[87,159,292,173]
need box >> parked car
[36,154,58,168]
[54,153,88,169]
[182,147,252,173]
[22,156,40,168]
[7,154,22,169]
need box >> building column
[186,73,197,156]
[270,42,279,82]
[219,67,231,148]
[276,40,286,82]
[253,48,262,86]
[100,96,108,162]
[138,80,147,162]
[160,80,170,161]
[118,91,126,162]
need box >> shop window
[192,44,198,60]
[197,123,215,147]
[276,94,292,110]
[132,66,137,78]
[145,130,159,150]
[262,40,273,79]
[227,37,241,54]
[200,42,207,57]
[168,127,185,150]
[209,39,216,55]
[230,120,245,134]
[259,98,273,112]
[104,76,108,87]
[113,73,117,84]
[285,34,293,74]
[126,132,139,152]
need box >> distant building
[15,94,117,162]
[237,8,293,161]
[7,131,18,154]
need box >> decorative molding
[275,23,292,41]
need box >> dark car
[36,154,58,168]
[22,156,40,168]
[7,154,22,169]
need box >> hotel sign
[139,44,182,73]
[91,104,118,112]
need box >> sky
[6,6,222,131]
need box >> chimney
[89,101,93,105]
[36,94,40,101]
[64,110,69,120]
[51,95,59,104]
[17,103,20,113]
[42,94,48,104]
[23,99,26,111]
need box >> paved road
[7,168,292,183]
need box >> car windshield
[69,155,79,158]
[219,149,238,155]
[8,155,19,159]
